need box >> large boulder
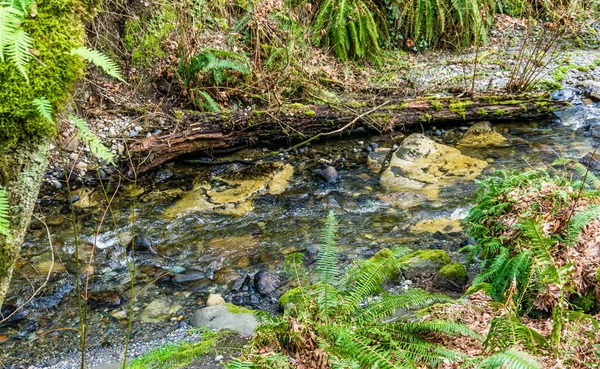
[457,121,508,148]
[380,134,487,201]
[399,250,451,281]
[190,304,259,336]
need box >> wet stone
[254,271,281,296]
[318,166,338,184]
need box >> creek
[1,101,599,368]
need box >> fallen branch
[127,94,569,176]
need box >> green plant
[0,188,10,241]
[178,48,251,111]
[228,211,475,368]
[475,349,542,369]
[383,0,495,49]
[311,0,383,61]
[0,0,35,80]
[128,329,227,369]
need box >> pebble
[206,293,225,307]
[108,128,118,138]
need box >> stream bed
[1,101,599,368]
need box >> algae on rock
[380,133,488,202]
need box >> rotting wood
[127,94,570,177]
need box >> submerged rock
[190,304,259,336]
[166,163,294,218]
[141,299,181,323]
[380,134,487,201]
[367,148,391,171]
[457,121,508,148]
[433,262,468,292]
[411,218,463,235]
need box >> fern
[0,188,11,241]
[483,315,550,353]
[69,116,115,165]
[32,97,54,124]
[476,350,542,369]
[231,213,473,368]
[193,89,220,112]
[5,27,32,81]
[566,204,600,246]
[70,46,125,82]
[0,1,33,80]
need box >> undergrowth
[227,211,476,368]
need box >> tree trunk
[0,137,51,308]
[128,95,568,176]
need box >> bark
[128,95,569,176]
[0,137,51,308]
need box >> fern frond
[70,116,115,165]
[566,205,600,246]
[70,46,125,82]
[0,188,11,241]
[194,90,220,112]
[519,218,562,285]
[483,315,549,353]
[317,210,340,316]
[5,27,32,81]
[355,289,454,323]
[32,97,54,124]
[476,349,542,369]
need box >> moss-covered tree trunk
[0,138,51,308]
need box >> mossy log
[128,95,569,176]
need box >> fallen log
[128,94,569,176]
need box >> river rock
[206,235,258,264]
[206,293,225,307]
[578,80,600,101]
[579,152,600,170]
[254,271,281,295]
[141,299,181,323]
[214,267,241,286]
[411,218,463,235]
[318,166,339,184]
[166,163,294,218]
[71,187,100,208]
[367,148,391,171]
[399,250,451,281]
[433,262,468,292]
[45,215,66,226]
[190,304,259,336]
[551,89,579,102]
[380,134,487,201]
[457,121,508,148]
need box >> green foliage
[0,0,89,147]
[128,329,226,369]
[229,211,474,368]
[0,187,11,241]
[483,314,550,353]
[178,48,250,111]
[383,0,495,49]
[70,116,115,165]
[32,97,53,124]
[0,0,35,81]
[70,46,125,82]
[311,0,383,61]
[475,350,542,369]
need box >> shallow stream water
[1,104,599,368]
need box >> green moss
[123,3,176,69]
[448,100,473,119]
[481,96,499,104]
[282,103,316,117]
[438,262,467,280]
[418,113,433,123]
[570,290,597,313]
[430,100,443,111]
[576,65,589,72]
[400,250,450,266]
[346,100,367,108]
[370,113,392,124]
[539,80,562,91]
[476,108,487,116]
[493,109,509,116]
[0,0,90,147]
[224,303,254,314]
[382,102,408,110]
[552,66,570,82]
[128,329,226,369]
[535,101,556,113]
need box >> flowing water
[1,105,599,368]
